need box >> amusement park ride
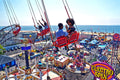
[2,0,120,80]
[0,0,21,46]
[0,0,80,79]
[27,0,80,48]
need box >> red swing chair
[37,27,50,36]
[53,36,68,48]
[27,0,51,37]
[13,24,21,36]
[53,31,79,48]
[68,31,79,44]
[37,9,51,36]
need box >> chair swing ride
[28,0,80,48]
[1,0,80,79]
[27,0,51,38]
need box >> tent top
[98,45,106,49]
[89,39,99,44]
[80,39,88,44]
[99,56,107,61]
[0,55,15,65]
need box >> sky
[0,0,120,26]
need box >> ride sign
[21,46,31,50]
[90,61,114,80]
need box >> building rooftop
[0,55,15,65]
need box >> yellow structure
[98,35,107,41]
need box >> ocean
[0,25,120,33]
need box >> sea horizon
[0,25,120,33]
[1,24,120,26]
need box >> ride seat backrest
[42,28,50,35]
[68,32,79,43]
[37,28,50,36]
[56,36,67,47]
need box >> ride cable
[40,0,53,34]
[27,0,38,29]
[62,0,70,19]
[35,0,43,19]
[4,0,21,33]
[53,0,80,48]
[62,0,79,32]
[64,0,74,19]
[35,0,53,32]
[3,0,13,25]
[27,0,53,40]
[7,0,19,24]
[7,0,21,36]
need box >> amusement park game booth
[54,55,70,68]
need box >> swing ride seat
[68,31,79,44]
[53,36,68,48]
[53,32,79,48]
[13,25,21,36]
[37,28,50,36]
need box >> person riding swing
[39,18,48,30]
[37,23,43,32]
[38,18,49,39]
[65,18,75,35]
[65,18,77,49]
[55,23,69,51]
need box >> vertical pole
[15,74,17,80]
[39,69,42,80]
[46,57,49,77]
[5,67,8,80]
[35,57,37,72]
[24,38,30,69]
[25,50,30,69]
[111,43,115,67]
[17,58,20,74]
